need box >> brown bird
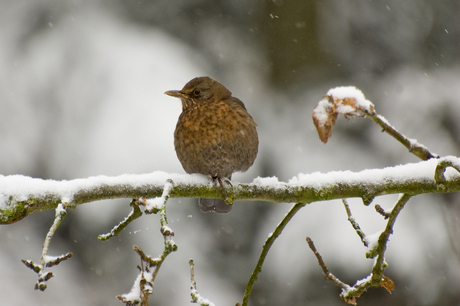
[165,76,258,213]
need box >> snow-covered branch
[304,194,409,305]
[1,157,460,224]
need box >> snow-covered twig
[99,180,174,242]
[340,195,411,302]
[116,252,154,306]
[21,203,73,291]
[308,194,410,304]
[189,259,215,306]
[366,193,411,265]
[117,183,177,305]
[98,199,143,241]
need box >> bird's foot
[213,177,233,206]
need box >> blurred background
[1,0,460,305]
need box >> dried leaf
[380,276,395,294]
[312,87,375,143]
[334,97,365,118]
[312,96,338,143]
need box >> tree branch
[2,157,460,224]
[241,202,306,306]
[307,194,410,304]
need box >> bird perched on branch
[165,76,258,213]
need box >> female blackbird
[165,76,258,213]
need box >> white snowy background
[1,1,460,305]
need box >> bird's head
[165,76,232,110]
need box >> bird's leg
[222,176,234,205]
[212,177,233,205]
[214,177,227,198]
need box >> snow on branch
[1,157,460,224]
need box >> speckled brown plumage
[165,76,258,213]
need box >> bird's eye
[194,90,200,95]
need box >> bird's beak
[165,90,187,99]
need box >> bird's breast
[174,100,258,177]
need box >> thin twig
[370,193,411,278]
[306,237,350,290]
[189,259,197,290]
[134,245,161,267]
[98,199,143,241]
[31,204,71,291]
[374,204,390,219]
[361,110,436,161]
[45,252,73,268]
[342,199,367,247]
[241,202,307,306]
[189,259,215,306]
[150,182,178,282]
[41,204,67,268]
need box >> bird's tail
[199,198,232,214]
